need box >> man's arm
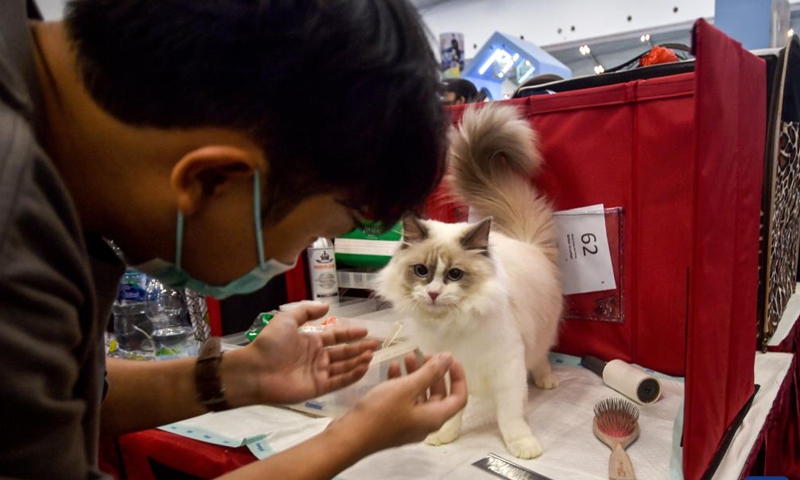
[102,356,202,434]
[217,353,467,480]
[102,303,378,435]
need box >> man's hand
[221,302,379,407]
[325,352,468,454]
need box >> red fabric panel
[530,74,698,374]
[742,316,800,477]
[98,437,124,480]
[529,89,637,367]
[631,75,695,373]
[741,353,800,479]
[685,19,765,480]
[762,355,800,478]
[285,255,309,303]
[205,297,222,337]
[422,183,468,223]
[117,429,256,480]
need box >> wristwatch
[195,337,230,412]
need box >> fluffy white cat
[375,104,563,459]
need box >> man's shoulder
[0,0,40,120]
[0,100,39,239]
[0,98,85,270]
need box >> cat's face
[377,216,498,319]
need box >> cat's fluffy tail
[448,103,556,255]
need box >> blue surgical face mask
[133,170,296,299]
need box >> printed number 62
[581,233,598,255]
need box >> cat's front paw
[533,372,560,390]
[505,435,543,459]
[424,427,460,446]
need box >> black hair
[64,0,447,226]
[444,78,478,103]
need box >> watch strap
[195,337,230,412]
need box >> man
[0,1,467,479]
[442,78,480,105]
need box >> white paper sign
[553,204,617,295]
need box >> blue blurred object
[461,31,572,101]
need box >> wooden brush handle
[608,444,636,480]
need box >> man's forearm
[215,417,373,480]
[101,357,208,435]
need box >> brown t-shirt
[0,1,124,478]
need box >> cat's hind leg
[528,351,560,390]
[425,408,464,446]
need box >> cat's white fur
[375,104,562,459]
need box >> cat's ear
[461,217,492,254]
[402,215,428,247]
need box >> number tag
[553,204,617,295]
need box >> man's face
[260,193,362,265]
[178,190,361,287]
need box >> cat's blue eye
[413,264,429,278]
[446,268,464,281]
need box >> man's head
[65,0,446,224]
[61,0,447,289]
[442,79,478,105]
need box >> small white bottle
[307,237,339,304]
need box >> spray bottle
[306,237,339,304]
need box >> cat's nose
[428,291,439,301]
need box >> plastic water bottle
[112,269,155,360]
[307,237,339,304]
[145,278,198,360]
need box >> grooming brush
[593,398,640,480]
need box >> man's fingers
[407,354,429,403]
[413,360,467,427]
[387,361,402,379]
[444,359,467,401]
[428,365,448,400]
[403,352,421,374]
[403,352,453,398]
[326,339,379,362]
[321,327,371,347]
[328,350,373,377]
[326,363,370,392]
[284,301,330,327]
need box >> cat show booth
[426,19,800,480]
[108,19,798,480]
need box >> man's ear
[170,146,260,216]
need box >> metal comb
[471,453,554,480]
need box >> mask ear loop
[175,211,185,269]
[253,170,267,269]
[174,171,266,271]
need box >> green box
[334,221,402,268]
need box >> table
[108,299,800,480]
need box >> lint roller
[581,355,662,405]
